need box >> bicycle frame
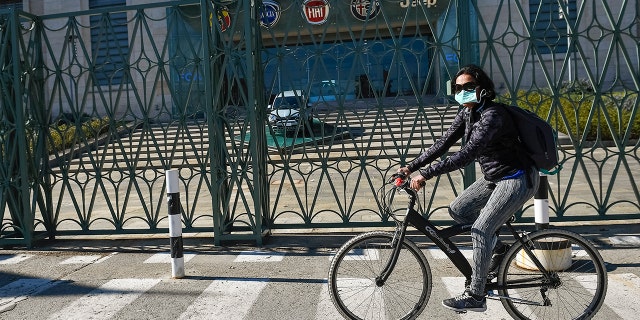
[379,186,556,297]
[330,181,606,319]
[376,187,473,286]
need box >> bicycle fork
[375,223,409,286]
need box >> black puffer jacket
[407,101,531,182]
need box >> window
[0,0,22,10]
[530,0,576,54]
[89,0,129,86]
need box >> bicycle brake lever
[389,173,406,184]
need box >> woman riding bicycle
[397,64,540,313]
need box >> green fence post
[1,8,33,246]
[200,0,227,245]
[456,0,480,188]
[245,0,269,244]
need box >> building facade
[7,0,637,119]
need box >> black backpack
[501,103,559,171]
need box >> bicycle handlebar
[388,173,423,197]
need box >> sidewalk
[6,219,640,255]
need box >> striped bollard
[534,171,550,230]
[166,169,185,278]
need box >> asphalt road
[1,222,640,319]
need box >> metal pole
[456,0,478,188]
[560,0,572,83]
[166,169,185,279]
[534,172,550,230]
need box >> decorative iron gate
[0,0,638,247]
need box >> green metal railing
[0,0,638,247]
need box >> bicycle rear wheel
[498,229,607,320]
[328,231,432,320]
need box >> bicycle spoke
[328,232,432,320]
[499,229,607,320]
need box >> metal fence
[1,0,638,247]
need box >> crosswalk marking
[0,274,636,319]
[59,255,103,264]
[144,252,197,264]
[94,252,117,263]
[441,277,512,319]
[342,248,380,261]
[178,279,268,320]
[233,251,285,262]
[0,254,33,265]
[609,236,640,246]
[315,282,345,320]
[1,250,639,319]
[601,273,640,320]
[426,247,473,260]
[328,248,391,261]
[329,278,386,318]
[0,279,57,313]
[47,278,161,320]
[546,273,640,320]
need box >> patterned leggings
[448,168,540,296]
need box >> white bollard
[516,237,572,271]
[519,171,571,271]
[166,169,185,279]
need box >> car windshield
[273,96,300,108]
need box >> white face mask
[454,89,478,105]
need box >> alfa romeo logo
[350,0,381,21]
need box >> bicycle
[327,174,608,320]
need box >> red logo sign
[302,0,330,25]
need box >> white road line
[143,252,196,264]
[609,236,640,246]
[600,273,640,319]
[327,278,384,318]
[441,276,512,319]
[178,279,268,320]
[328,248,382,261]
[0,254,33,265]
[233,251,285,262]
[0,279,58,313]
[315,282,345,320]
[94,252,117,263]
[59,255,103,264]
[426,247,473,260]
[47,278,161,320]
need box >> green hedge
[48,117,110,153]
[498,90,639,141]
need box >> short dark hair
[452,64,496,101]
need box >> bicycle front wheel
[328,231,432,320]
[498,229,607,320]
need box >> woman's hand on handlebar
[396,167,411,177]
[410,175,427,191]
[394,167,426,191]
